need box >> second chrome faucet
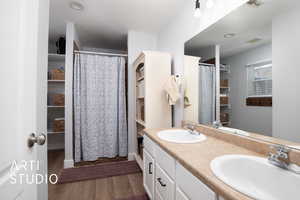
[268,144,300,174]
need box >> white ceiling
[185,0,299,58]
[49,0,186,50]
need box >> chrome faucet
[212,121,222,129]
[268,144,300,174]
[185,123,199,135]
[268,144,289,169]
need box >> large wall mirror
[184,0,300,150]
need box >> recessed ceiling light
[224,33,236,38]
[70,1,84,11]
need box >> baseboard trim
[128,152,135,161]
[48,144,64,151]
[134,153,143,171]
[64,159,74,169]
[128,152,143,170]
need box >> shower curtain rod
[74,50,128,57]
[199,62,215,67]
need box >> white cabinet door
[154,144,176,179]
[176,163,216,200]
[176,187,189,200]
[144,150,155,199]
[155,163,175,200]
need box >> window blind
[246,60,272,97]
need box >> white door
[0,0,49,200]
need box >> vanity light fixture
[194,0,202,18]
[206,0,214,9]
[224,33,236,38]
[70,1,84,11]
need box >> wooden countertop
[144,128,261,200]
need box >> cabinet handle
[157,178,166,187]
[148,162,153,174]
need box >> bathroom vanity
[143,134,221,200]
[142,126,300,200]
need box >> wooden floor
[48,150,145,200]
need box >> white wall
[222,44,272,136]
[272,6,300,143]
[127,30,157,159]
[157,0,248,126]
[128,30,157,61]
[64,22,81,168]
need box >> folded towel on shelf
[163,75,180,105]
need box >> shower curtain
[199,65,216,125]
[74,54,127,162]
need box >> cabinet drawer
[143,150,155,199]
[144,135,155,156]
[155,163,175,200]
[154,144,176,179]
[176,162,216,200]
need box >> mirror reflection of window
[247,61,272,97]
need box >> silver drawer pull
[149,162,153,174]
[157,178,166,187]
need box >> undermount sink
[218,127,250,136]
[211,155,300,200]
[157,129,207,144]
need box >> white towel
[163,75,180,105]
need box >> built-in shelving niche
[135,60,145,163]
[47,53,65,150]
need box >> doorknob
[28,133,46,148]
